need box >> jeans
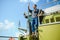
[28,21,32,35]
[32,17,38,32]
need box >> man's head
[33,4,37,9]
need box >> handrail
[39,22,60,26]
[0,36,18,38]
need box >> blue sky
[0,0,60,39]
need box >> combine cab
[18,12,60,40]
[18,1,60,39]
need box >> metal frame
[39,22,60,26]
[0,36,18,38]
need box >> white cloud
[20,0,39,4]
[4,20,14,30]
[15,32,21,37]
[0,20,14,30]
[31,0,39,4]
[46,0,49,2]
[0,23,3,28]
[4,20,9,24]
[53,0,57,1]
[46,0,57,3]
[5,22,14,29]
[20,0,28,2]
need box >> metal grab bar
[39,22,60,26]
[0,36,18,38]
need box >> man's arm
[28,3,32,13]
[36,9,39,16]
[24,13,28,18]
[38,10,44,16]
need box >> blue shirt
[29,9,39,18]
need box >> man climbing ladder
[28,3,39,39]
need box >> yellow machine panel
[38,13,60,40]
[38,23,60,40]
